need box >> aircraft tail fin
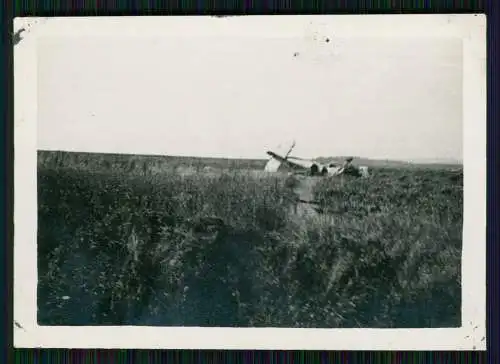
[264,140,296,172]
[264,158,282,172]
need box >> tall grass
[37,153,463,328]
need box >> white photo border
[13,14,486,350]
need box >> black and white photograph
[13,15,486,350]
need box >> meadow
[37,151,463,328]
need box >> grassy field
[37,150,463,328]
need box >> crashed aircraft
[264,141,369,178]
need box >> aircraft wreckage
[264,141,370,178]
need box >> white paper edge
[12,14,486,350]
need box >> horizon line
[37,149,463,166]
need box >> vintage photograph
[14,15,486,349]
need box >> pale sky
[37,34,463,162]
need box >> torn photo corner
[13,14,486,350]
